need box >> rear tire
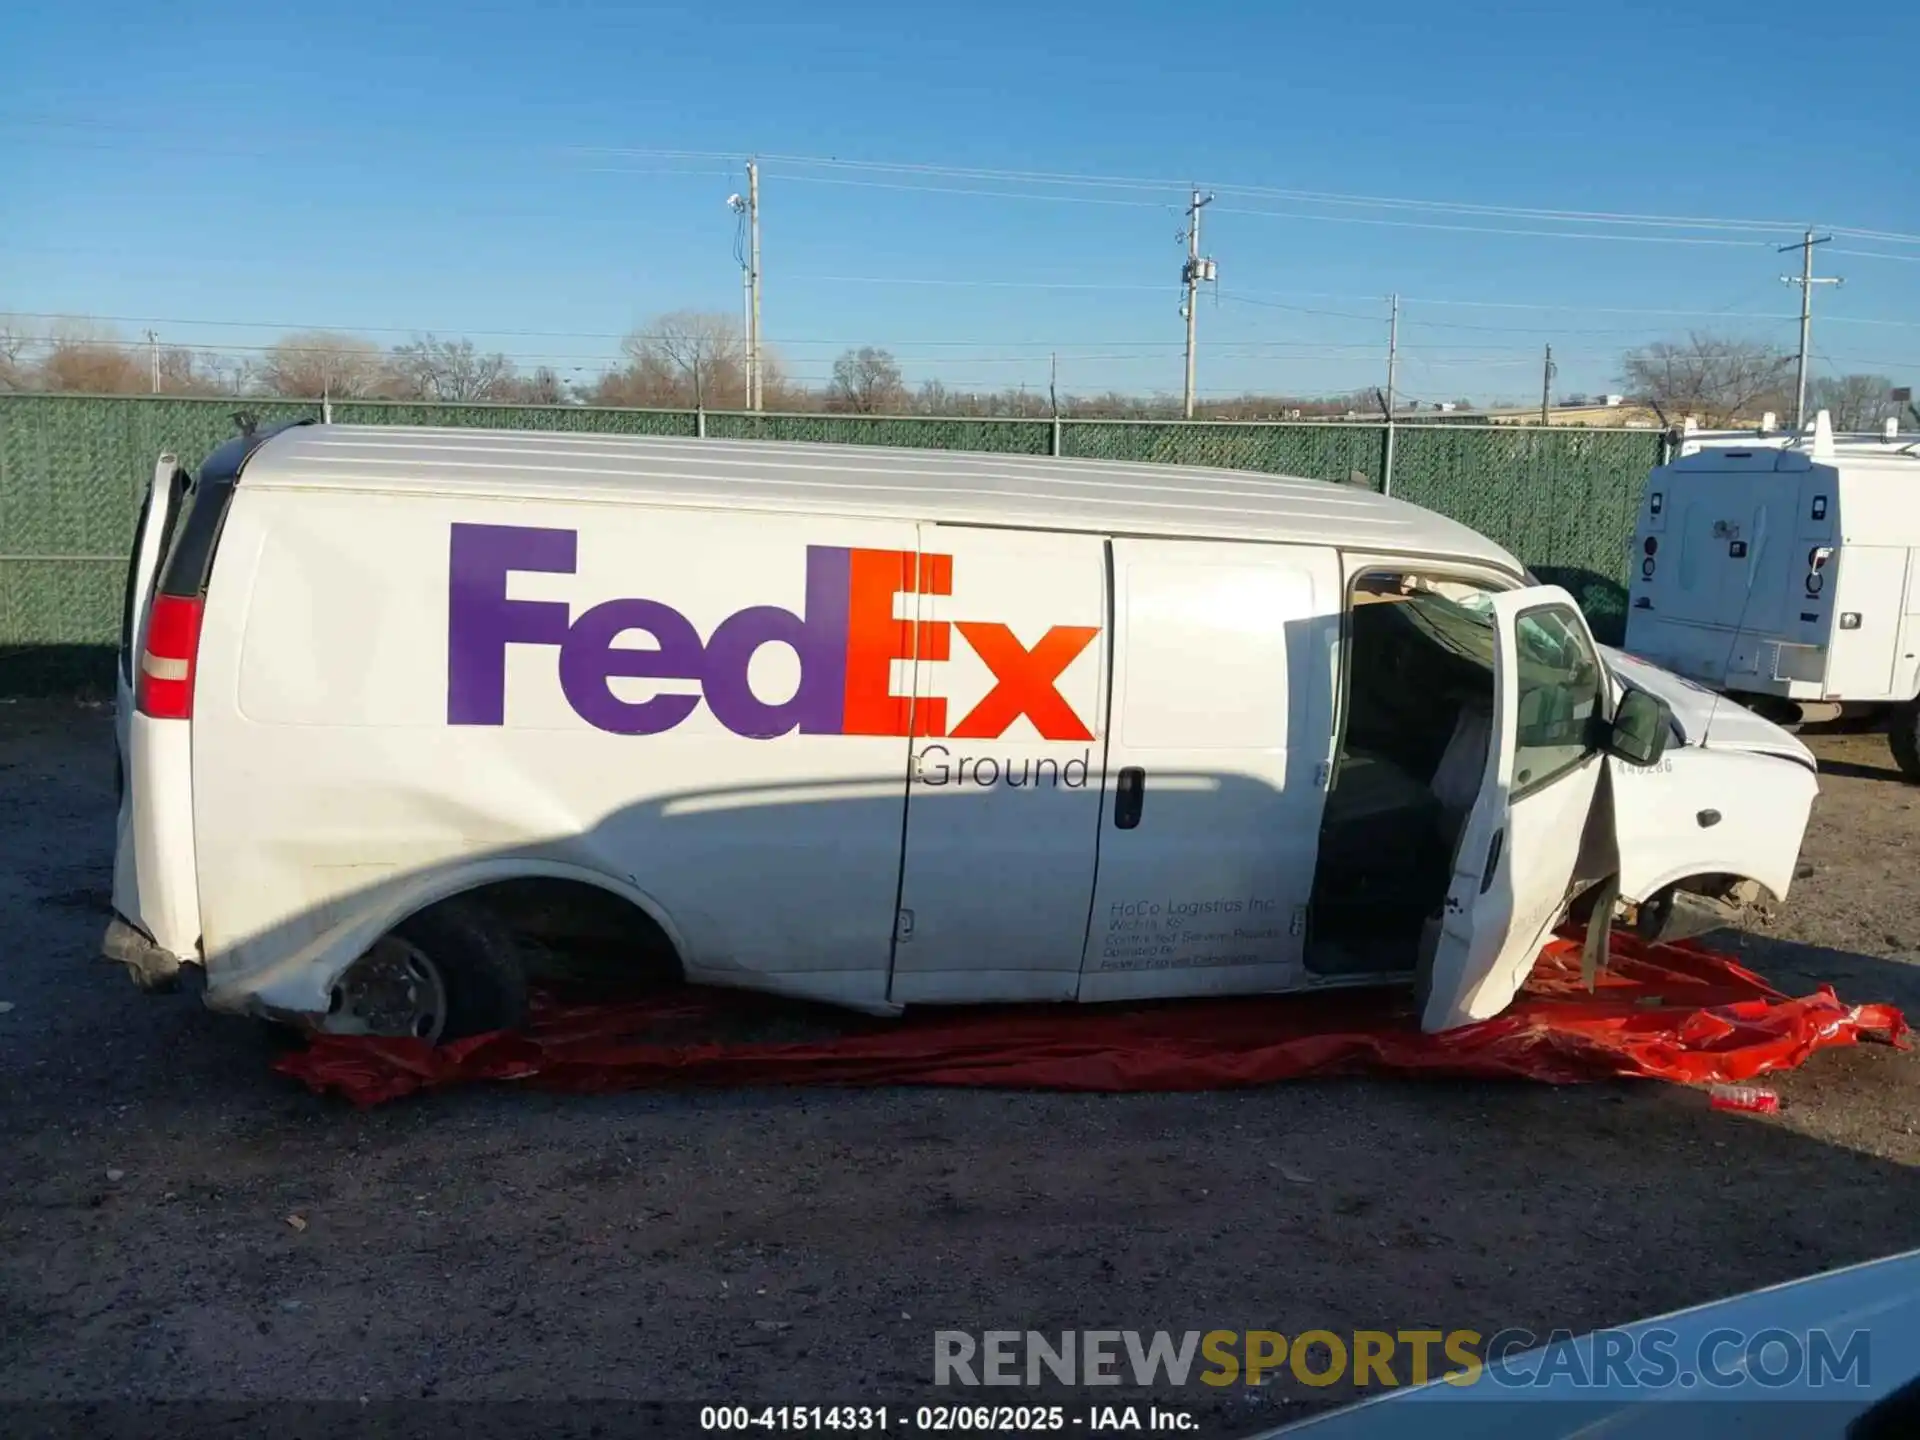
[1890,700,1920,783]
[328,899,528,1043]
[395,900,527,1040]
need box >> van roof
[1665,442,1920,473]
[240,424,1524,571]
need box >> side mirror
[1609,688,1673,767]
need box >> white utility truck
[1625,410,1920,778]
[106,423,1818,1044]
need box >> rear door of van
[112,454,187,808]
[110,424,311,979]
[109,449,233,968]
[1633,451,1796,680]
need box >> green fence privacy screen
[0,393,1662,693]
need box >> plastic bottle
[1708,1084,1781,1115]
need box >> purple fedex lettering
[447,523,573,725]
[558,597,703,735]
[704,592,848,738]
[445,522,853,738]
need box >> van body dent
[106,424,1818,1041]
[1624,413,1920,777]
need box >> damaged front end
[1623,876,1771,946]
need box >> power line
[1817,315,1920,330]
[714,172,1173,211]
[575,147,1826,234]
[10,289,1912,334]
[587,160,1805,248]
[1395,313,1794,336]
[788,274,1168,293]
[1818,354,1920,370]
[1394,294,1862,319]
[6,114,1876,240]
[1211,205,1784,247]
[1216,292,1797,336]
[1829,226,1920,246]
[1207,185,1811,234]
[1215,294,1386,323]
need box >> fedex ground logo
[445,524,1100,740]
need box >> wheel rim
[326,937,450,1043]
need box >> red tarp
[275,934,1909,1108]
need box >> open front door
[1420,585,1614,1032]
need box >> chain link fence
[1,393,1662,692]
[1387,425,1656,642]
[328,401,700,437]
[708,412,1052,452]
[1062,420,1390,487]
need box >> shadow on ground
[1,700,1914,1426]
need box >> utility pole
[1049,351,1062,456]
[739,235,752,383]
[1541,343,1556,425]
[1180,188,1215,420]
[1780,230,1841,430]
[748,159,763,411]
[1382,294,1399,496]
[146,330,160,394]
[728,162,765,411]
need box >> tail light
[136,594,205,720]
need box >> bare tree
[586,367,659,409]
[253,331,390,399]
[1810,374,1897,431]
[1061,390,1183,420]
[36,323,146,393]
[593,312,748,409]
[495,366,570,406]
[154,348,233,396]
[912,379,958,416]
[0,315,31,391]
[1619,333,1793,426]
[755,354,801,411]
[828,347,906,414]
[387,335,518,403]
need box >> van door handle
[1114,767,1146,829]
[1479,829,1504,894]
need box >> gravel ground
[2,700,1917,1436]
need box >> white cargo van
[1625,412,1920,777]
[104,423,1818,1044]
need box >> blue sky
[4,0,1918,404]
